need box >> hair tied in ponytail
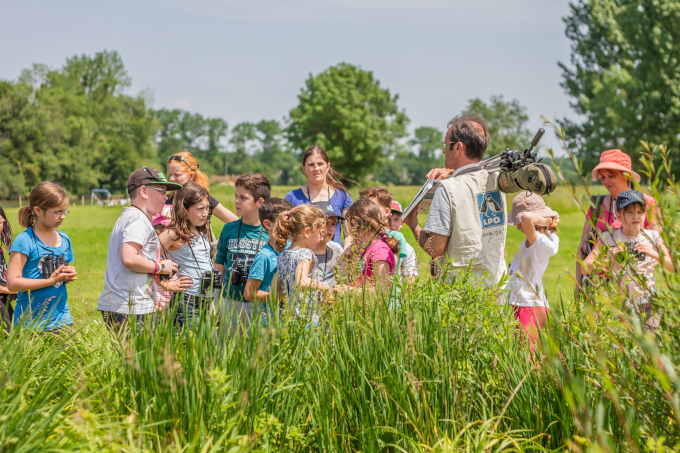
[28,206,33,212]
[286,211,291,217]
[380,232,389,242]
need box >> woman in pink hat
[575,149,661,294]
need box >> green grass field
[2,185,596,324]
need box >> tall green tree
[155,109,228,175]
[560,0,680,176]
[0,81,39,197]
[287,63,409,183]
[0,51,156,196]
[463,95,532,157]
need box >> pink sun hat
[591,149,641,183]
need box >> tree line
[0,53,535,197]
[3,0,675,197]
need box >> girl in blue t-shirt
[7,182,78,331]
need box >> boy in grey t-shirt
[97,167,182,331]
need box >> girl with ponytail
[271,204,329,322]
[155,151,238,228]
[7,182,78,331]
[284,146,353,246]
[336,198,398,295]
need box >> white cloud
[168,98,192,109]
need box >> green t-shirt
[215,219,269,301]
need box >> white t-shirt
[97,207,160,315]
[400,242,419,277]
[507,231,559,308]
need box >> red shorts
[512,306,549,343]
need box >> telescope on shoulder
[473,128,557,195]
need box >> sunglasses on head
[167,155,198,171]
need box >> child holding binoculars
[7,181,77,332]
[159,182,219,330]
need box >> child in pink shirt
[335,198,398,296]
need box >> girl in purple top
[284,146,352,246]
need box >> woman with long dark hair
[284,146,353,245]
[0,206,17,334]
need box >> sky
[0,0,577,151]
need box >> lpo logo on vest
[476,191,505,228]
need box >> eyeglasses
[146,186,167,196]
[47,209,70,217]
[442,141,457,151]
[167,155,197,171]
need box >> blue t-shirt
[9,228,75,330]
[248,243,280,294]
[284,188,353,245]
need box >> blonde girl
[271,205,329,321]
[154,151,238,227]
[7,182,78,331]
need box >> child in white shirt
[507,192,560,342]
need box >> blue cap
[616,190,646,211]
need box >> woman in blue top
[285,146,353,246]
[7,182,78,331]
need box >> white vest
[434,166,507,288]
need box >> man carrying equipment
[403,114,507,288]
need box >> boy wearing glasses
[97,167,183,332]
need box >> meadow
[1,179,678,452]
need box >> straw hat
[508,192,558,226]
[591,149,641,182]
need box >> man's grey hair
[446,113,489,161]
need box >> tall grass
[2,138,679,451]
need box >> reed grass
[2,142,679,451]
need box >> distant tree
[463,95,532,157]
[47,50,131,100]
[372,127,445,185]
[155,109,228,175]
[0,81,38,197]
[225,120,305,185]
[0,50,156,195]
[287,63,409,183]
[560,0,680,177]
[253,120,305,185]
[226,122,257,177]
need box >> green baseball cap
[126,167,183,193]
